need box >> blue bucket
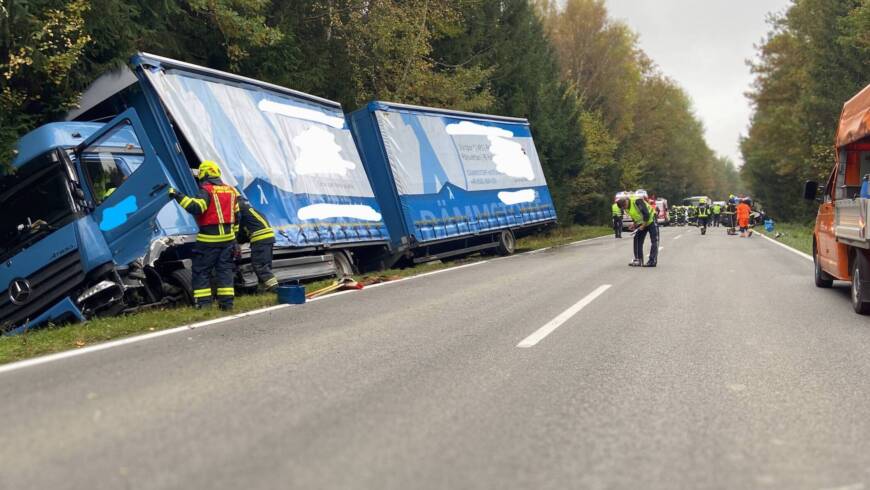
[277,285,306,305]
[764,219,775,233]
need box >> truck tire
[332,251,354,279]
[814,243,833,288]
[496,229,516,256]
[168,268,194,305]
[852,253,870,315]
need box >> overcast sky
[604,0,792,165]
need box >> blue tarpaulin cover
[141,65,389,247]
[350,103,557,248]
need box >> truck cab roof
[10,122,103,170]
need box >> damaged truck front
[1,115,190,334]
[0,53,390,333]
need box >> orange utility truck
[804,83,870,314]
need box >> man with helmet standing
[169,160,240,310]
[617,192,658,267]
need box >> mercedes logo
[9,278,32,305]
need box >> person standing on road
[611,200,623,239]
[712,202,722,227]
[617,194,658,267]
[169,160,240,310]
[237,195,279,291]
[697,198,710,234]
[736,199,753,237]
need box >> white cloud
[605,0,792,165]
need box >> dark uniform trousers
[192,243,236,308]
[251,241,277,289]
[613,215,623,238]
[634,223,659,264]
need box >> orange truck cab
[805,83,870,314]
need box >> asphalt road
[3,226,870,490]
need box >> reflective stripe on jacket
[239,198,275,244]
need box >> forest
[1,0,741,225]
[742,0,870,222]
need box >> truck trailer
[805,83,870,314]
[0,53,390,333]
[349,102,557,265]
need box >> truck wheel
[814,244,833,288]
[496,229,516,256]
[332,251,354,279]
[852,253,870,315]
[168,268,194,305]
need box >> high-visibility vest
[713,204,721,214]
[612,203,621,217]
[197,183,238,227]
[628,198,654,226]
[698,206,710,218]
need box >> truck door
[75,109,174,262]
[818,168,838,274]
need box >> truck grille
[0,251,85,332]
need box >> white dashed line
[517,285,611,348]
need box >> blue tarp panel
[137,58,389,248]
[349,102,557,250]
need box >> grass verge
[757,222,813,256]
[0,225,612,365]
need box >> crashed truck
[349,102,557,265]
[0,53,390,333]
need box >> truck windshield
[0,151,76,258]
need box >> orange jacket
[736,203,751,227]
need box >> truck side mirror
[803,180,819,201]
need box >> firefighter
[617,194,658,267]
[697,198,710,234]
[169,160,240,310]
[712,201,722,227]
[611,200,623,239]
[237,195,278,291]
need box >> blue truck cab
[0,113,192,333]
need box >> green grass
[0,225,612,364]
[757,222,814,255]
[515,225,613,251]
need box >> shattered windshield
[0,151,76,257]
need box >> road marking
[756,232,812,262]
[0,304,293,375]
[517,285,611,348]
[0,234,615,375]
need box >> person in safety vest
[697,198,710,234]
[617,193,658,267]
[611,200,623,239]
[712,202,722,227]
[169,160,240,310]
[736,199,753,238]
[237,196,278,291]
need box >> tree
[1,0,92,166]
